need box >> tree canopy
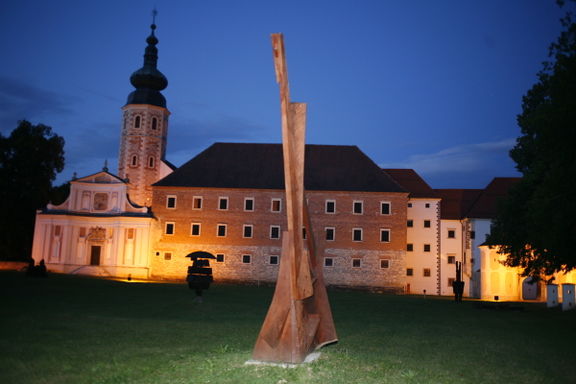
[487,3,576,280]
[0,120,65,260]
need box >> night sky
[0,0,566,189]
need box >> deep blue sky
[0,0,567,188]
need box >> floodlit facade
[30,20,572,300]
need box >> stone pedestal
[546,284,559,308]
[561,284,575,311]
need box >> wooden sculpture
[252,34,338,364]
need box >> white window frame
[324,257,334,267]
[190,223,201,237]
[243,224,253,238]
[325,200,336,214]
[242,254,252,264]
[244,197,255,212]
[269,255,279,265]
[447,229,456,239]
[218,196,229,211]
[165,222,175,235]
[353,200,364,215]
[192,196,203,210]
[216,224,227,237]
[380,201,391,215]
[380,259,390,269]
[325,227,335,241]
[352,258,362,268]
[271,198,282,213]
[270,225,281,239]
[380,228,391,243]
[352,228,363,242]
[166,195,177,209]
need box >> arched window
[134,116,141,128]
[131,155,138,167]
[151,117,157,130]
[148,156,155,168]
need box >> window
[380,202,391,215]
[470,231,476,239]
[151,117,157,130]
[218,197,229,210]
[448,229,456,239]
[191,223,201,236]
[324,257,334,267]
[353,201,363,214]
[406,268,414,276]
[352,258,362,268]
[380,259,390,269]
[244,198,254,211]
[270,225,280,239]
[192,196,202,210]
[407,220,413,228]
[352,228,363,242]
[216,254,225,263]
[407,243,413,252]
[380,229,390,243]
[325,200,336,214]
[425,203,430,208]
[242,254,252,264]
[271,198,281,212]
[269,255,279,265]
[408,202,412,208]
[447,255,456,264]
[217,224,227,237]
[424,220,431,228]
[134,115,141,128]
[423,268,431,277]
[126,228,135,240]
[165,222,175,235]
[302,227,307,240]
[424,244,431,252]
[131,155,138,167]
[448,278,455,287]
[243,225,253,238]
[325,227,335,241]
[93,193,108,210]
[164,252,172,261]
[166,195,176,209]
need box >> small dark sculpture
[185,252,215,303]
[453,261,465,302]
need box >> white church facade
[31,21,576,301]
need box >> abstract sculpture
[453,261,465,302]
[251,34,338,364]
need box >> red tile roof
[434,189,483,220]
[465,177,520,219]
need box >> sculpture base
[244,352,321,368]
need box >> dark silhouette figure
[185,252,215,303]
[453,261,465,302]
[26,258,47,277]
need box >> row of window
[166,222,392,243]
[166,195,392,215]
[131,115,161,130]
[407,202,434,208]
[129,155,155,168]
[159,251,390,269]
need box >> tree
[0,120,65,260]
[487,2,576,280]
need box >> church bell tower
[118,15,171,207]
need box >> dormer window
[134,115,141,128]
[151,117,158,130]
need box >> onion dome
[126,23,168,108]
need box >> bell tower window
[131,155,138,167]
[148,156,155,168]
[151,117,157,130]
[134,116,141,128]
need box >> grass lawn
[1,271,574,384]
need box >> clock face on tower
[93,193,109,211]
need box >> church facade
[31,21,575,300]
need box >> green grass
[1,271,575,384]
